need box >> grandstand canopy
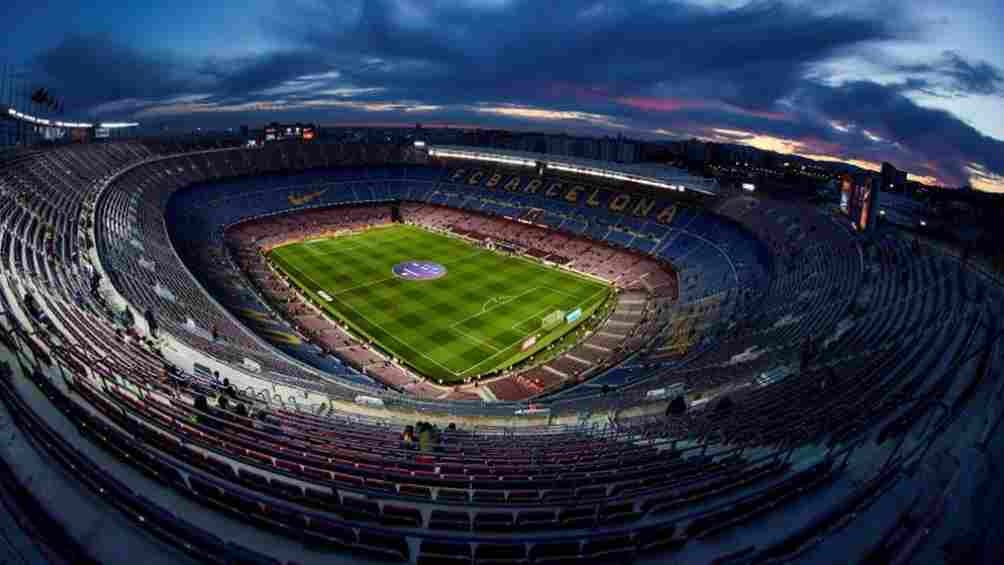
[428,145,719,195]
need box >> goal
[541,309,566,331]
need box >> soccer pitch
[267,224,612,384]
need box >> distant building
[881,162,909,192]
[684,139,710,164]
[617,140,638,163]
[598,137,618,161]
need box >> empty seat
[575,486,605,501]
[366,478,397,494]
[237,469,269,489]
[356,530,410,562]
[637,523,683,554]
[430,509,471,531]
[542,489,575,503]
[301,487,340,512]
[582,534,636,561]
[507,490,539,504]
[558,507,596,529]
[382,504,422,528]
[472,490,507,504]
[599,501,641,525]
[516,510,558,531]
[268,478,303,498]
[474,511,515,532]
[225,541,282,564]
[529,541,580,565]
[302,516,355,547]
[399,484,433,499]
[475,542,528,565]
[419,539,473,565]
[339,497,381,522]
[438,488,470,503]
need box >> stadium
[1,8,1004,562]
[0,131,1001,565]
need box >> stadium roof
[4,106,138,130]
[427,145,719,195]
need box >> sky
[2,0,1003,191]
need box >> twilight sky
[2,0,1003,191]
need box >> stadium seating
[0,140,1000,564]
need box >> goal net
[541,309,566,331]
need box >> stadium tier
[0,140,1001,564]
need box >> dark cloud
[197,51,336,98]
[33,34,335,113]
[24,1,1004,190]
[895,50,1004,96]
[34,33,199,110]
[276,0,903,110]
[938,51,1004,95]
[790,80,1004,184]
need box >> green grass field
[267,224,612,384]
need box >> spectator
[23,293,48,326]
[119,307,135,329]
[90,271,101,295]
[416,422,440,452]
[144,308,158,338]
[401,425,416,449]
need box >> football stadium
[2,4,1004,565]
[267,224,613,383]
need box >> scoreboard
[840,174,878,231]
[263,122,317,142]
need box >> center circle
[392,261,447,281]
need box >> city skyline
[2,0,1003,191]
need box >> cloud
[271,0,903,108]
[473,104,627,129]
[617,97,793,122]
[789,80,1004,186]
[25,2,1004,192]
[33,33,209,110]
[135,97,442,118]
[895,50,1004,97]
